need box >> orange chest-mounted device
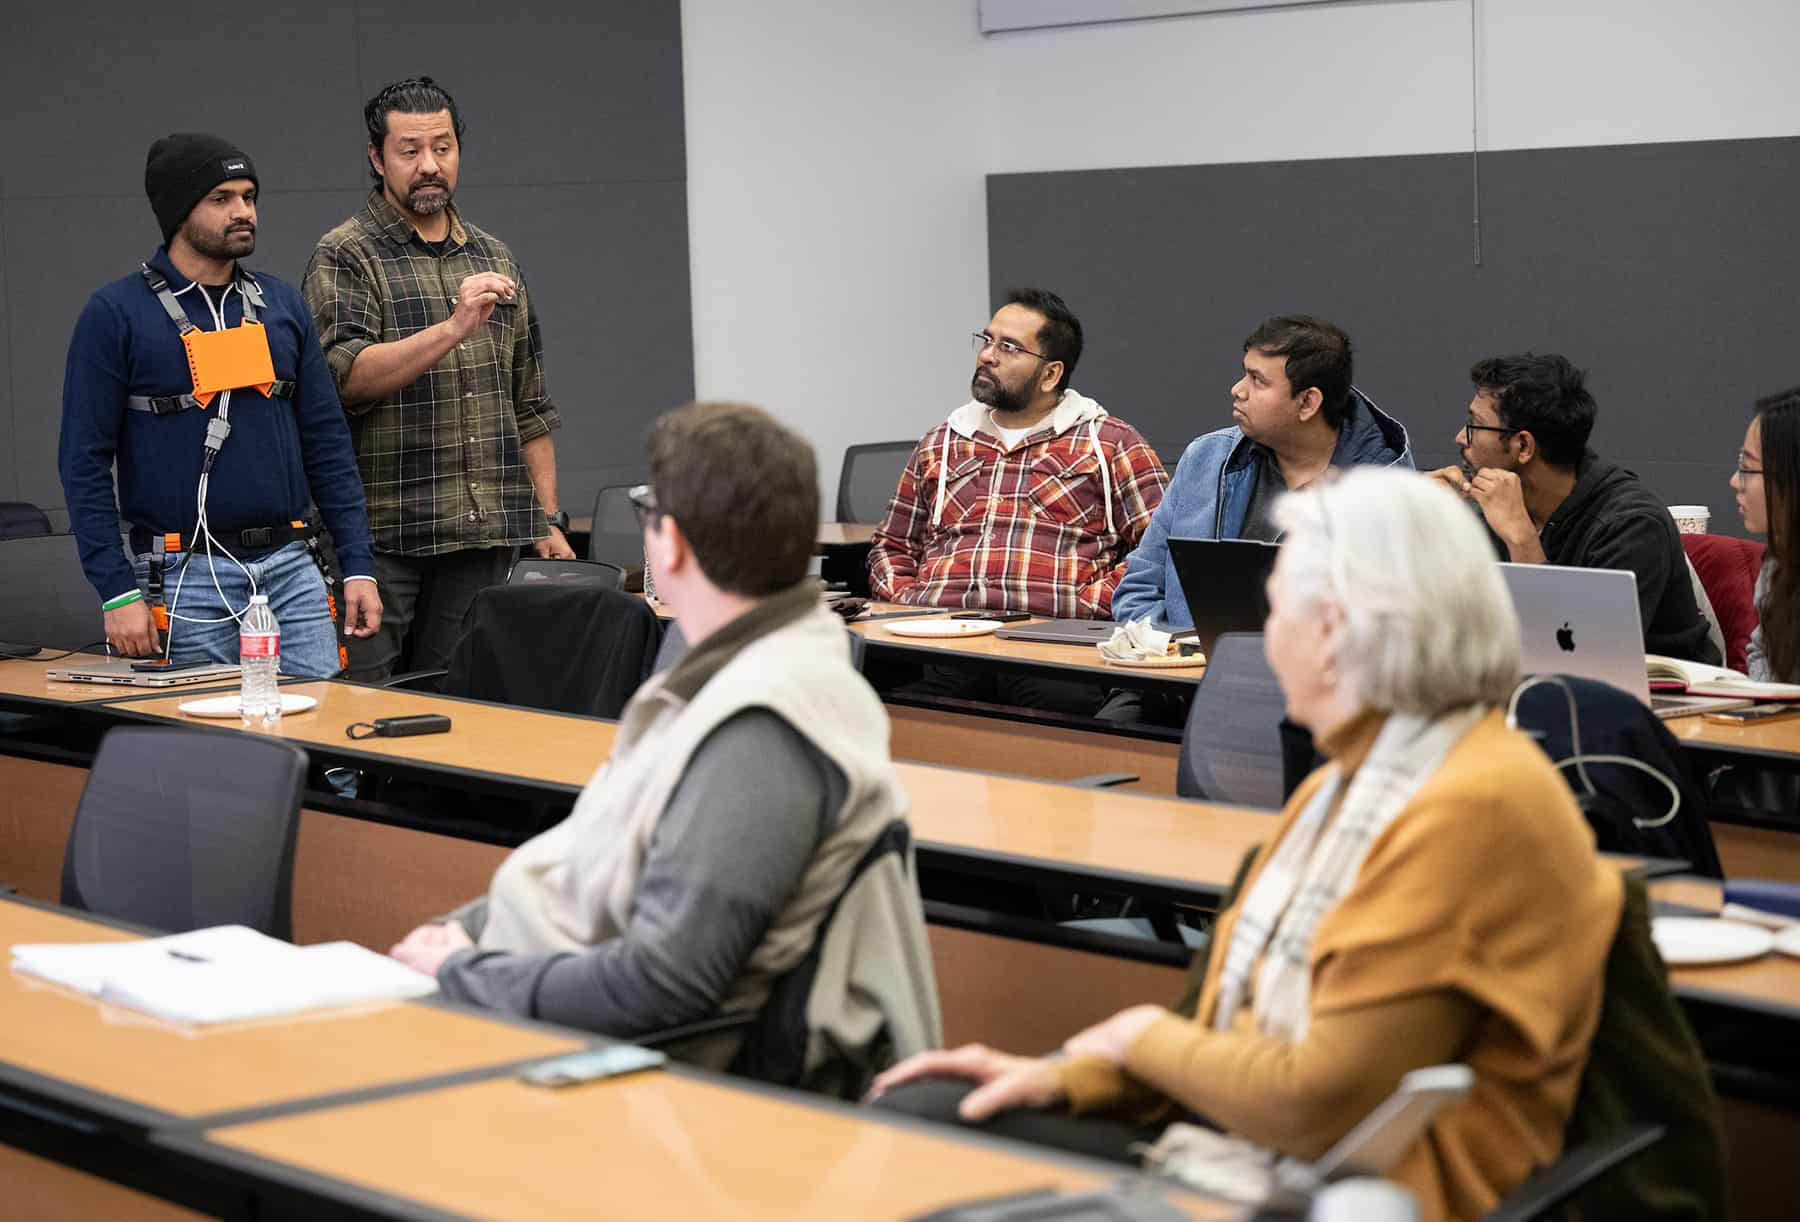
[140,264,279,407]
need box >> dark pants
[345,547,515,682]
[873,1076,1166,1165]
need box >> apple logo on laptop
[1556,622,1576,652]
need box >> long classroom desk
[1,895,1232,1222]
[1662,716,1800,883]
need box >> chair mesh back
[1178,632,1288,809]
[509,557,626,590]
[0,502,52,540]
[835,443,915,524]
[587,485,644,570]
[62,728,306,936]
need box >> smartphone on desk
[953,610,1030,622]
[1703,703,1800,725]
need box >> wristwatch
[546,510,571,534]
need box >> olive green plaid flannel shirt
[303,192,560,556]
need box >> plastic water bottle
[239,594,282,728]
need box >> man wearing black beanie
[55,135,383,674]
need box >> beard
[972,368,1031,416]
[403,176,453,216]
[181,217,256,261]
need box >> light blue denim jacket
[1112,388,1413,629]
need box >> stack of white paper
[10,925,437,1025]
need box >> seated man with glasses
[867,287,1167,622]
[1427,353,1720,663]
[390,402,938,1085]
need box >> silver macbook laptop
[994,619,1117,645]
[45,659,241,688]
[1498,563,1747,720]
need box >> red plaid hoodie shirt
[867,391,1168,618]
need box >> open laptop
[1499,563,1749,720]
[1168,538,1281,655]
[44,659,241,688]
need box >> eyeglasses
[971,331,1048,362]
[627,483,662,527]
[1735,454,1764,478]
[1460,419,1518,441]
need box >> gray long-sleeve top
[436,708,846,1035]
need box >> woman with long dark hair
[1735,387,1800,681]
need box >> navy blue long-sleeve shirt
[57,247,374,601]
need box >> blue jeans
[130,541,342,677]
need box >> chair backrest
[508,557,625,590]
[0,502,52,540]
[1178,632,1290,809]
[728,820,939,1099]
[835,442,915,524]
[0,534,104,650]
[587,484,645,571]
[1545,875,1727,1221]
[1680,533,1766,673]
[443,581,661,718]
[61,727,307,937]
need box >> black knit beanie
[144,133,259,243]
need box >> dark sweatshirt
[1540,451,1718,665]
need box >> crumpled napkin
[1098,618,1176,662]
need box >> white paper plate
[1774,925,1800,960]
[884,619,1001,639]
[1651,916,1774,966]
[177,693,318,719]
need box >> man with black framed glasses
[866,287,1166,621]
[1428,353,1719,663]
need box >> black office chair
[835,442,915,524]
[0,502,52,540]
[61,727,307,938]
[0,533,103,651]
[435,581,663,719]
[1177,632,1306,809]
[587,484,645,575]
[508,556,626,590]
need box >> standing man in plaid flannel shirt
[867,289,1167,621]
[304,77,574,681]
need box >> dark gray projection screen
[988,136,1800,536]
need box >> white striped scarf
[1212,706,1488,1041]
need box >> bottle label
[240,632,280,659]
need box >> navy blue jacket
[58,248,374,601]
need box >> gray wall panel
[353,0,686,185]
[1,1,691,565]
[0,7,363,199]
[988,135,1800,537]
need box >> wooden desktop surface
[848,607,1206,687]
[0,650,178,705]
[1646,878,1800,1016]
[0,900,581,1119]
[1667,714,1800,760]
[109,681,613,789]
[108,681,1264,895]
[201,1072,1235,1222]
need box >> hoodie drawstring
[1090,419,1115,536]
[931,424,954,529]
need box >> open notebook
[10,924,436,1025]
[1646,655,1800,701]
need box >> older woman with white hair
[871,467,1623,1221]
